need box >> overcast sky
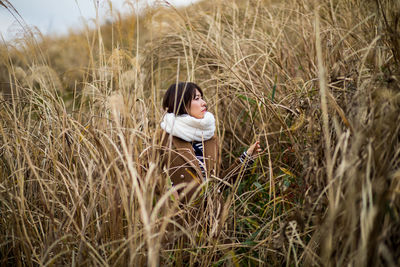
[0,0,199,41]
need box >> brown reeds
[1,0,399,265]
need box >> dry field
[0,0,399,266]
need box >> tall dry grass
[1,0,400,265]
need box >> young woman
[160,82,262,203]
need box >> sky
[0,0,199,41]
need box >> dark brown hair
[162,82,203,115]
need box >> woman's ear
[184,104,190,115]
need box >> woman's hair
[162,82,204,115]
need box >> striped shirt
[192,141,206,179]
[191,141,254,180]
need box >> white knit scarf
[160,112,215,142]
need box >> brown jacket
[159,131,244,203]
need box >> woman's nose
[201,99,206,106]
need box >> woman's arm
[220,141,263,182]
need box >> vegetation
[1,0,399,265]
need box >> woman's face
[188,89,207,119]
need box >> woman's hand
[246,140,263,158]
